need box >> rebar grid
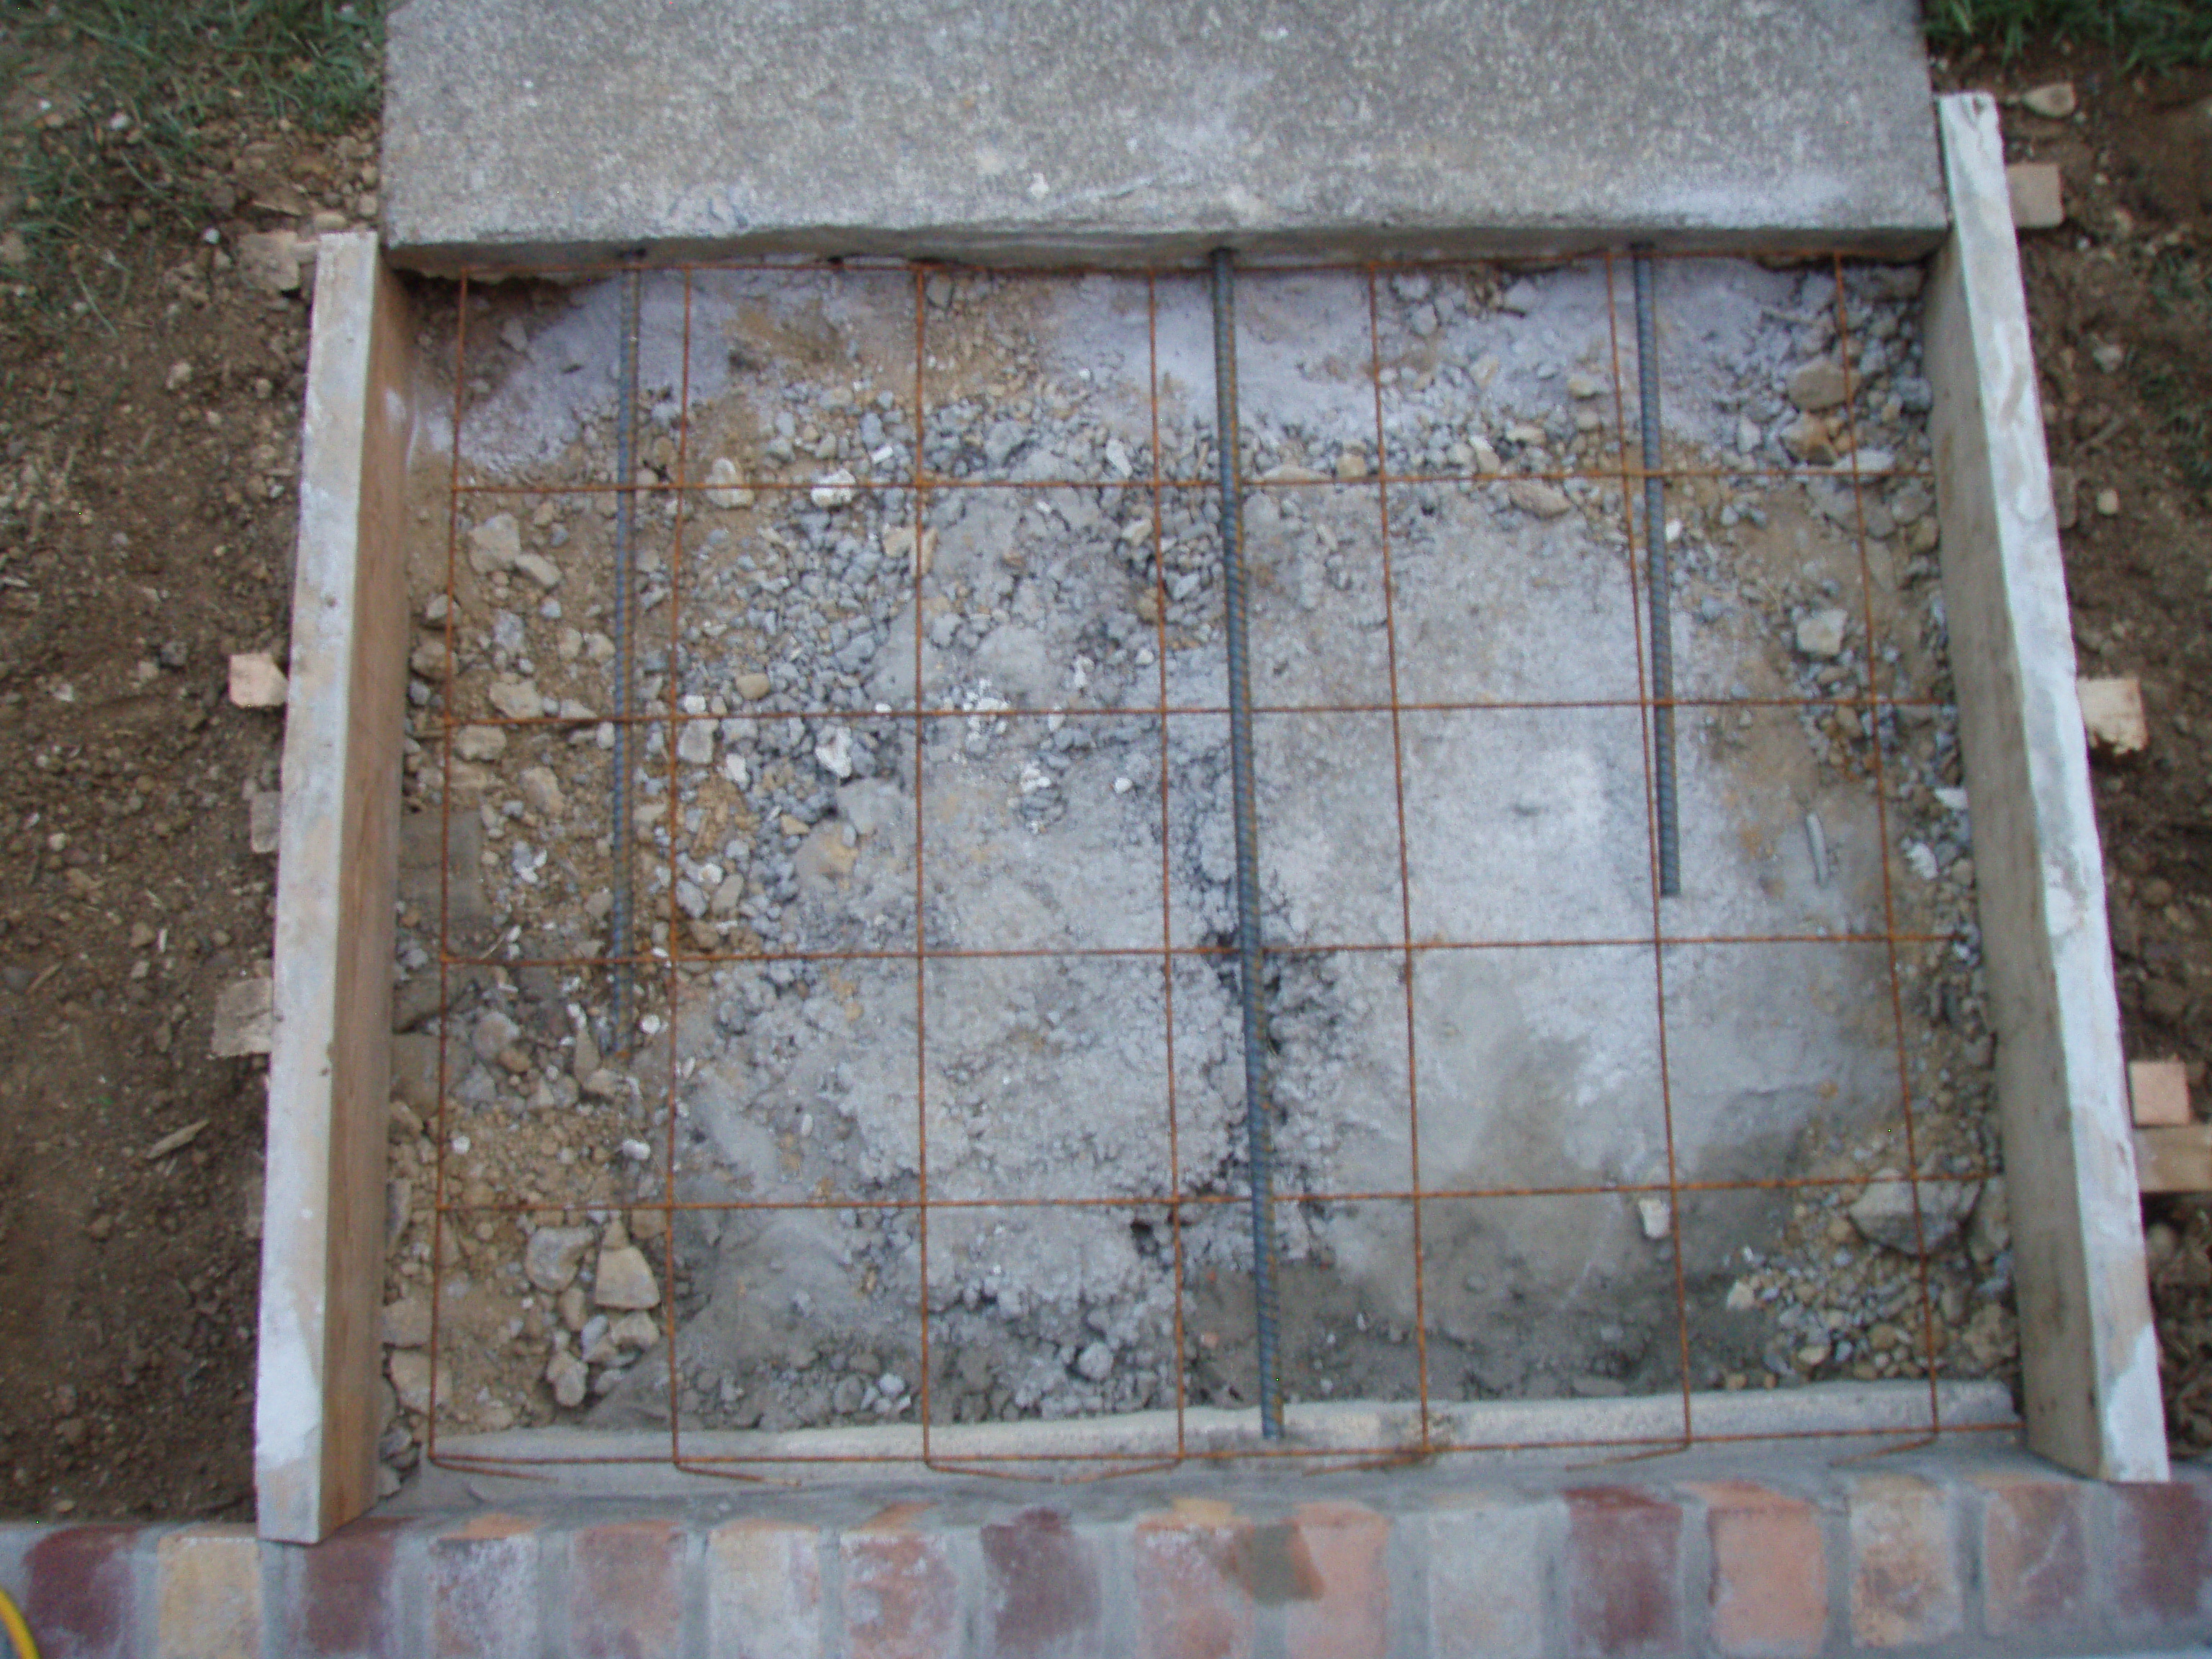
[421,251,2003,1480]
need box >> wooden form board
[1927,95,2167,1481]
[255,235,415,1543]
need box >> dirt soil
[1933,40,2212,1457]
[0,53,381,1514]
[0,30,2204,1521]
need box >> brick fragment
[1978,1478,2090,1637]
[285,1517,403,1658]
[570,1519,683,1659]
[26,1525,138,1659]
[1422,1496,1553,1659]
[155,1526,264,1659]
[1563,1487,1683,1657]
[981,1508,1102,1658]
[1133,1501,1254,1659]
[843,1519,959,1659]
[431,1514,541,1659]
[1282,1502,1389,1659]
[2107,1480,2212,1629]
[709,1519,822,1659]
[1691,1482,1826,1658]
[1848,1476,1961,1648]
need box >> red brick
[1847,1476,1961,1649]
[1133,1501,1254,1659]
[981,1507,1101,1658]
[570,1519,684,1659]
[2107,1480,2212,1629]
[707,1519,821,1659]
[432,1514,541,1659]
[26,1524,139,1659]
[285,1516,404,1658]
[843,1516,959,1659]
[1421,1496,1555,1659]
[155,1527,264,1659]
[1977,1478,2090,1638]
[1281,1503,1390,1659]
[1689,1481,1826,1659]
[1563,1487,1683,1657]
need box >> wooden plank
[1927,94,2167,1481]
[255,233,415,1542]
[2136,1127,2212,1195]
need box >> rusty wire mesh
[418,251,2009,1481]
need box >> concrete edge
[1926,92,2166,1482]
[380,223,1954,280]
[257,232,418,1543]
[410,1381,2015,1499]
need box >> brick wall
[1,1452,2207,1656]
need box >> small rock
[387,1349,446,1414]
[2049,464,2079,530]
[487,677,544,720]
[2090,341,2126,374]
[2095,486,2120,517]
[467,513,522,575]
[734,672,773,702]
[814,727,854,780]
[2078,676,2148,755]
[511,551,562,590]
[2021,81,2077,120]
[704,457,755,510]
[454,725,508,763]
[1725,1280,1757,1312]
[1787,359,1849,412]
[811,468,858,508]
[675,722,716,766]
[211,976,274,1057]
[143,1119,209,1161]
[1564,372,1604,400]
[1794,1341,1831,1370]
[380,1298,432,1349]
[1505,479,1572,518]
[1780,414,1837,465]
[2007,163,2064,230]
[1794,608,1848,660]
[545,1346,588,1409]
[1636,1195,1672,1240]
[500,318,529,354]
[610,1310,661,1349]
[227,652,289,708]
[1967,1175,2010,1264]
[593,1244,660,1310]
[248,791,282,855]
[237,230,307,295]
[1075,1341,1115,1382]
[472,1010,522,1062]
[524,1226,595,1292]
[1848,1176,1980,1254]
[518,765,565,817]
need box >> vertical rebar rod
[1210,248,1283,1439]
[1634,252,1681,897]
[609,269,642,1049]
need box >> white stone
[487,676,544,719]
[2022,81,2077,119]
[1636,1195,1672,1241]
[228,651,289,708]
[675,721,716,766]
[1505,479,1571,518]
[814,726,854,779]
[2078,677,2147,755]
[810,467,858,508]
[512,550,562,589]
[1794,608,1848,659]
[594,1244,660,1309]
[467,513,522,574]
[519,765,565,817]
[454,725,508,762]
[524,1226,595,1292]
[704,457,755,509]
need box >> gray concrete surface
[381,0,1947,271]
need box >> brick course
[0,1457,2207,1657]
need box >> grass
[0,1,385,311]
[1925,0,2212,67]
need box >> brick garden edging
[1,1446,2208,1656]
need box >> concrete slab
[381,0,1946,272]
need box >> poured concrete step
[381,0,1947,271]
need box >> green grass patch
[1925,0,2212,68]
[1,1,385,310]
[2138,360,2212,500]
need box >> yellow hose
[0,1585,37,1659]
